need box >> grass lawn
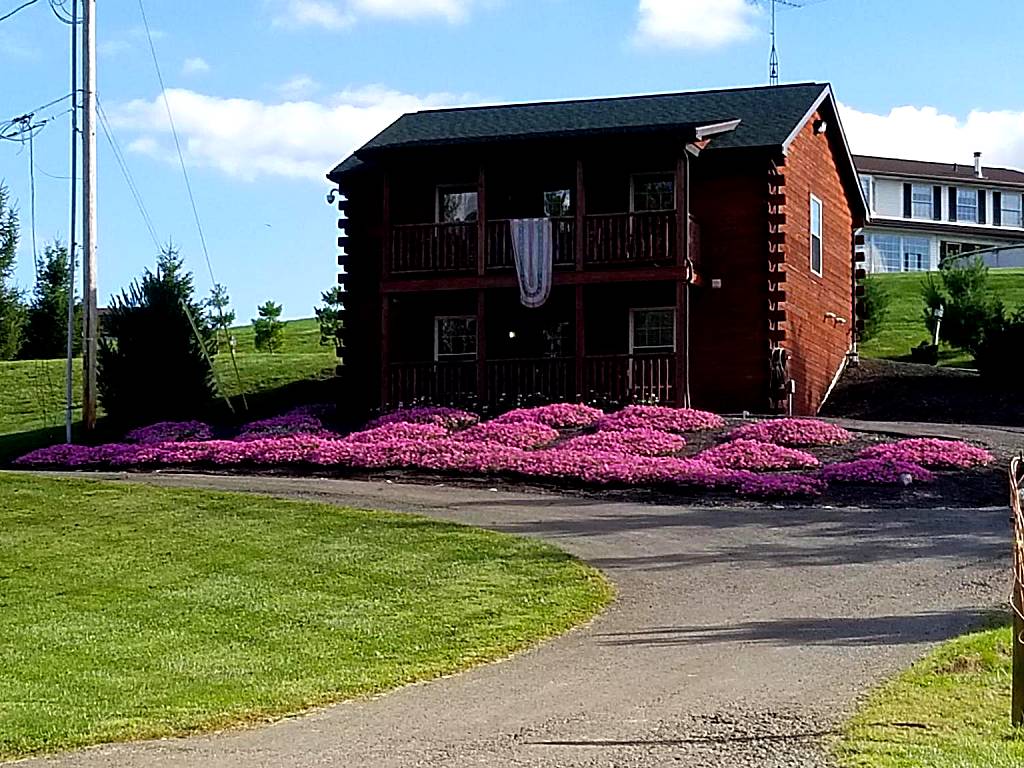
[0,473,611,759]
[860,268,1024,367]
[834,620,1024,767]
[0,318,336,463]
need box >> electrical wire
[28,121,38,274]
[0,0,40,23]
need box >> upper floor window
[810,194,823,276]
[631,174,675,212]
[437,187,478,224]
[956,188,978,223]
[859,175,874,213]
[543,189,572,218]
[434,316,477,360]
[911,184,933,218]
[630,308,676,352]
[1001,193,1023,228]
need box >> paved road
[24,473,1010,768]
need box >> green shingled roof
[329,82,830,179]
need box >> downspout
[683,150,692,409]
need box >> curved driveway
[26,473,1009,768]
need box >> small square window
[956,188,978,223]
[543,190,572,218]
[630,308,675,352]
[435,316,477,360]
[810,194,823,276]
[631,175,675,212]
[438,189,478,223]
[911,184,933,219]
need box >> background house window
[859,175,874,213]
[867,234,932,273]
[810,194,823,276]
[631,175,675,212]
[911,184,933,218]
[434,316,477,360]
[956,188,978,223]
[543,190,572,218]
[438,188,478,223]
[902,236,930,271]
[630,308,675,352]
[1001,194,1023,228]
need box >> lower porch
[381,283,688,409]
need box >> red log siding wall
[688,154,770,413]
[781,113,855,415]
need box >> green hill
[859,268,1024,367]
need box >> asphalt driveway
[21,473,1010,768]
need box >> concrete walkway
[21,474,1010,768]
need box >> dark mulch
[822,358,1024,427]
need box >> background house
[329,83,867,417]
[856,153,1024,272]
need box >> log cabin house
[327,82,868,417]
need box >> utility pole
[65,0,79,443]
[82,0,98,431]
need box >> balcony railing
[387,353,675,407]
[389,212,696,275]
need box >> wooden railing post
[380,295,390,408]
[476,289,487,407]
[575,284,584,399]
[477,166,486,276]
[382,171,391,281]
[575,159,586,271]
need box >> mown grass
[0,473,612,759]
[835,619,1024,767]
[860,268,1024,367]
[0,318,336,462]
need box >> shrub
[596,405,724,433]
[922,258,1004,358]
[126,421,213,445]
[252,300,285,353]
[366,406,479,430]
[729,418,853,446]
[698,439,820,471]
[975,307,1024,383]
[98,247,215,426]
[494,403,604,429]
[822,458,934,485]
[563,428,686,457]
[238,411,328,440]
[860,275,890,344]
[314,286,346,354]
[858,438,993,470]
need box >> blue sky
[2,0,1023,320]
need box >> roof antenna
[765,0,821,86]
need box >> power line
[0,0,40,23]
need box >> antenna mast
[769,0,779,85]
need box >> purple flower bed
[125,420,214,445]
[729,418,853,447]
[857,438,994,470]
[596,405,724,433]
[821,458,935,485]
[454,421,560,449]
[342,422,450,444]
[562,428,686,457]
[237,412,329,440]
[493,403,604,429]
[366,406,479,431]
[697,439,820,471]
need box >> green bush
[98,247,215,426]
[0,182,26,360]
[976,308,1024,384]
[252,301,284,353]
[314,286,345,353]
[860,275,890,343]
[921,257,1004,359]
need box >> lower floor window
[630,308,676,352]
[867,234,932,272]
[435,316,477,360]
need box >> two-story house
[856,153,1024,272]
[328,82,867,418]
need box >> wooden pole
[1010,457,1024,726]
[65,0,79,443]
[82,0,98,431]
[476,289,487,406]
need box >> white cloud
[107,85,475,182]
[839,102,1024,170]
[182,57,211,75]
[272,0,476,29]
[278,74,320,99]
[633,0,760,50]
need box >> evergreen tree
[98,245,215,425]
[0,182,26,360]
[20,241,82,360]
[252,300,284,353]
[314,286,345,353]
[204,283,235,354]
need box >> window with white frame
[911,184,933,218]
[866,234,932,273]
[1001,193,1023,228]
[631,174,675,212]
[956,188,978,223]
[902,236,930,272]
[810,194,823,276]
[543,189,572,218]
[434,316,477,360]
[859,175,874,213]
[437,188,478,223]
[630,308,675,352]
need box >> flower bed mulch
[14,404,1004,508]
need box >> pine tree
[252,300,284,353]
[98,245,215,425]
[0,182,26,360]
[20,241,82,360]
[204,283,235,354]
[314,286,345,353]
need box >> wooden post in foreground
[1009,456,1024,726]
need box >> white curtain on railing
[510,218,553,308]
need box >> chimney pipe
[974,151,983,178]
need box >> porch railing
[390,222,476,274]
[386,353,675,407]
[485,218,576,270]
[584,211,676,266]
